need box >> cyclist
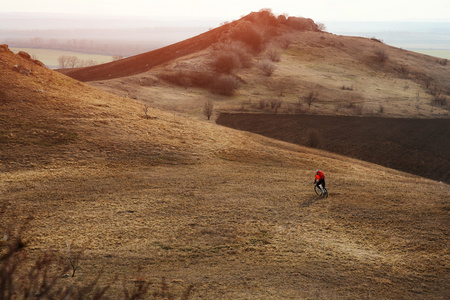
[314,170,326,193]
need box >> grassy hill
[63,13,450,120]
[1,11,450,299]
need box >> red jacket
[315,170,325,182]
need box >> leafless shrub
[370,37,384,43]
[64,242,82,277]
[424,77,432,89]
[287,17,317,31]
[317,23,327,31]
[0,230,191,299]
[210,51,241,74]
[374,49,388,63]
[203,100,214,120]
[278,36,292,49]
[229,23,264,54]
[439,58,448,66]
[158,70,213,89]
[270,99,282,113]
[266,46,281,62]
[304,90,319,109]
[112,56,123,61]
[341,85,353,91]
[348,103,364,115]
[143,104,150,119]
[396,64,409,77]
[258,59,276,76]
[213,74,240,96]
[220,42,253,68]
[379,105,385,114]
[431,94,448,107]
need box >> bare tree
[203,100,214,120]
[305,90,319,109]
[65,242,82,277]
[317,23,327,31]
[57,55,68,68]
[66,56,79,68]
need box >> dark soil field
[216,113,450,183]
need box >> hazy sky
[2,0,450,22]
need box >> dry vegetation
[1,10,450,299]
[82,14,449,120]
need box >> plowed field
[217,113,450,183]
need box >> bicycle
[314,184,328,198]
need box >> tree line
[3,37,142,57]
[57,55,123,68]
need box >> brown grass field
[1,11,450,299]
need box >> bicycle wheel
[314,185,321,196]
[323,187,328,198]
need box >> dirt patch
[216,113,450,183]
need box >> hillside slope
[57,23,229,82]
[1,44,450,299]
[60,11,450,119]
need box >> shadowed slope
[1,43,449,299]
[57,23,229,82]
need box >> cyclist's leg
[318,179,325,192]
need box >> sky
[2,0,450,23]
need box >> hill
[1,15,450,300]
[58,10,449,183]
[60,11,450,120]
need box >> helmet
[315,169,319,173]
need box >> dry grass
[91,31,449,120]
[1,38,450,300]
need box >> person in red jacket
[314,170,326,192]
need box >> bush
[287,17,318,31]
[230,23,264,54]
[204,100,214,120]
[374,49,388,63]
[270,99,282,113]
[266,46,281,62]
[219,42,253,68]
[258,59,276,76]
[158,70,214,88]
[210,51,241,74]
[431,94,448,107]
[213,74,240,96]
[0,231,192,299]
